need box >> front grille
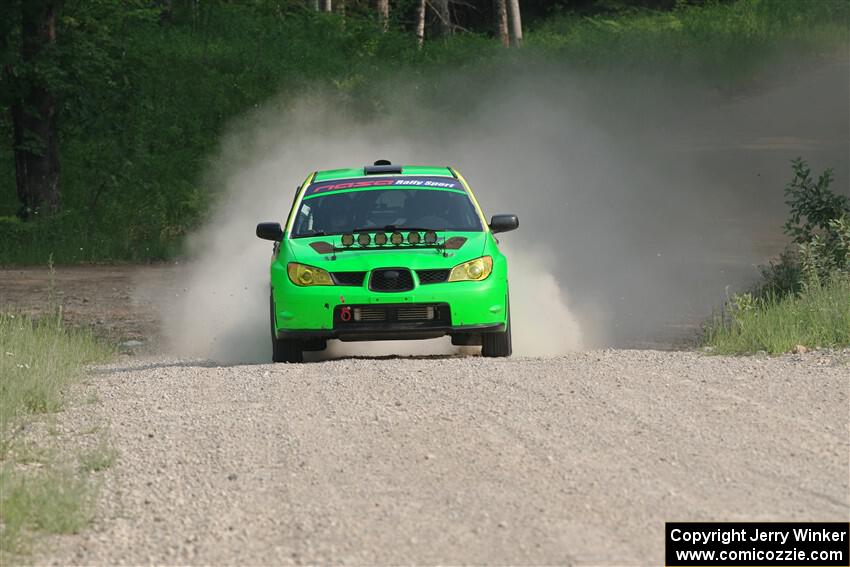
[353,306,387,322]
[396,305,436,321]
[334,303,449,328]
[416,269,450,284]
[332,271,366,286]
[369,268,414,292]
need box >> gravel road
[41,349,849,565]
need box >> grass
[703,275,850,355]
[0,312,112,558]
[0,312,111,431]
[79,442,119,474]
[0,468,93,555]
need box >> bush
[704,274,850,354]
[758,159,850,295]
[704,159,850,354]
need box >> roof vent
[364,160,402,175]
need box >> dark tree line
[3,0,61,218]
[2,0,687,220]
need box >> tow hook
[340,306,352,322]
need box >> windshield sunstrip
[303,176,466,199]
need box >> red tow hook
[340,306,352,322]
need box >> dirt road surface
[39,350,849,565]
[2,267,848,565]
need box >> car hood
[286,231,488,271]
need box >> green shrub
[704,159,850,354]
[758,159,850,295]
[704,274,850,354]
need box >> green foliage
[784,157,850,262]
[757,248,803,296]
[78,441,118,473]
[798,215,850,283]
[0,311,112,432]
[0,467,93,557]
[704,274,850,354]
[530,0,849,83]
[757,159,850,295]
[0,307,112,557]
[0,0,847,265]
[704,159,850,354]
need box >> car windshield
[291,188,483,237]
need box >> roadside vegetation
[0,301,112,557]
[1,0,847,265]
[704,160,850,355]
[531,0,849,83]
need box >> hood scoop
[310,241,335,254]
[443,237,467,250]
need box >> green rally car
[256,161,519,362]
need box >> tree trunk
[309,0,319,10]
[321,0,332,12]
[13,0,61,218]
[435,0,451,37]
[415,0,425,47]
[506,0,522,47]
[495,0,509,48]
[159,0,173,24]
[376,0,389,30]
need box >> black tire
[270,294,303,363]
[302,338,328,352]
[482,297,512,358]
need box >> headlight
[448,256,493,282]
[287,263,334,286]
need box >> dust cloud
[155,57,848,363]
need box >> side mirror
[256,222,284,241]
[489,214,519,234]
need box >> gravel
[40,349,849,565]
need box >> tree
[376,0,389,30]
[159,0,173,24]
[321,0,332,12]
[435,0,451,36]
[415,0,426,47]
[495,0,509,47]
[10,0,62,218]
[506,0,522,47]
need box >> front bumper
[272,272,508,340]
[277,322,505,342]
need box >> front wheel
[481,297,512,358]
[270,294,303,363]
